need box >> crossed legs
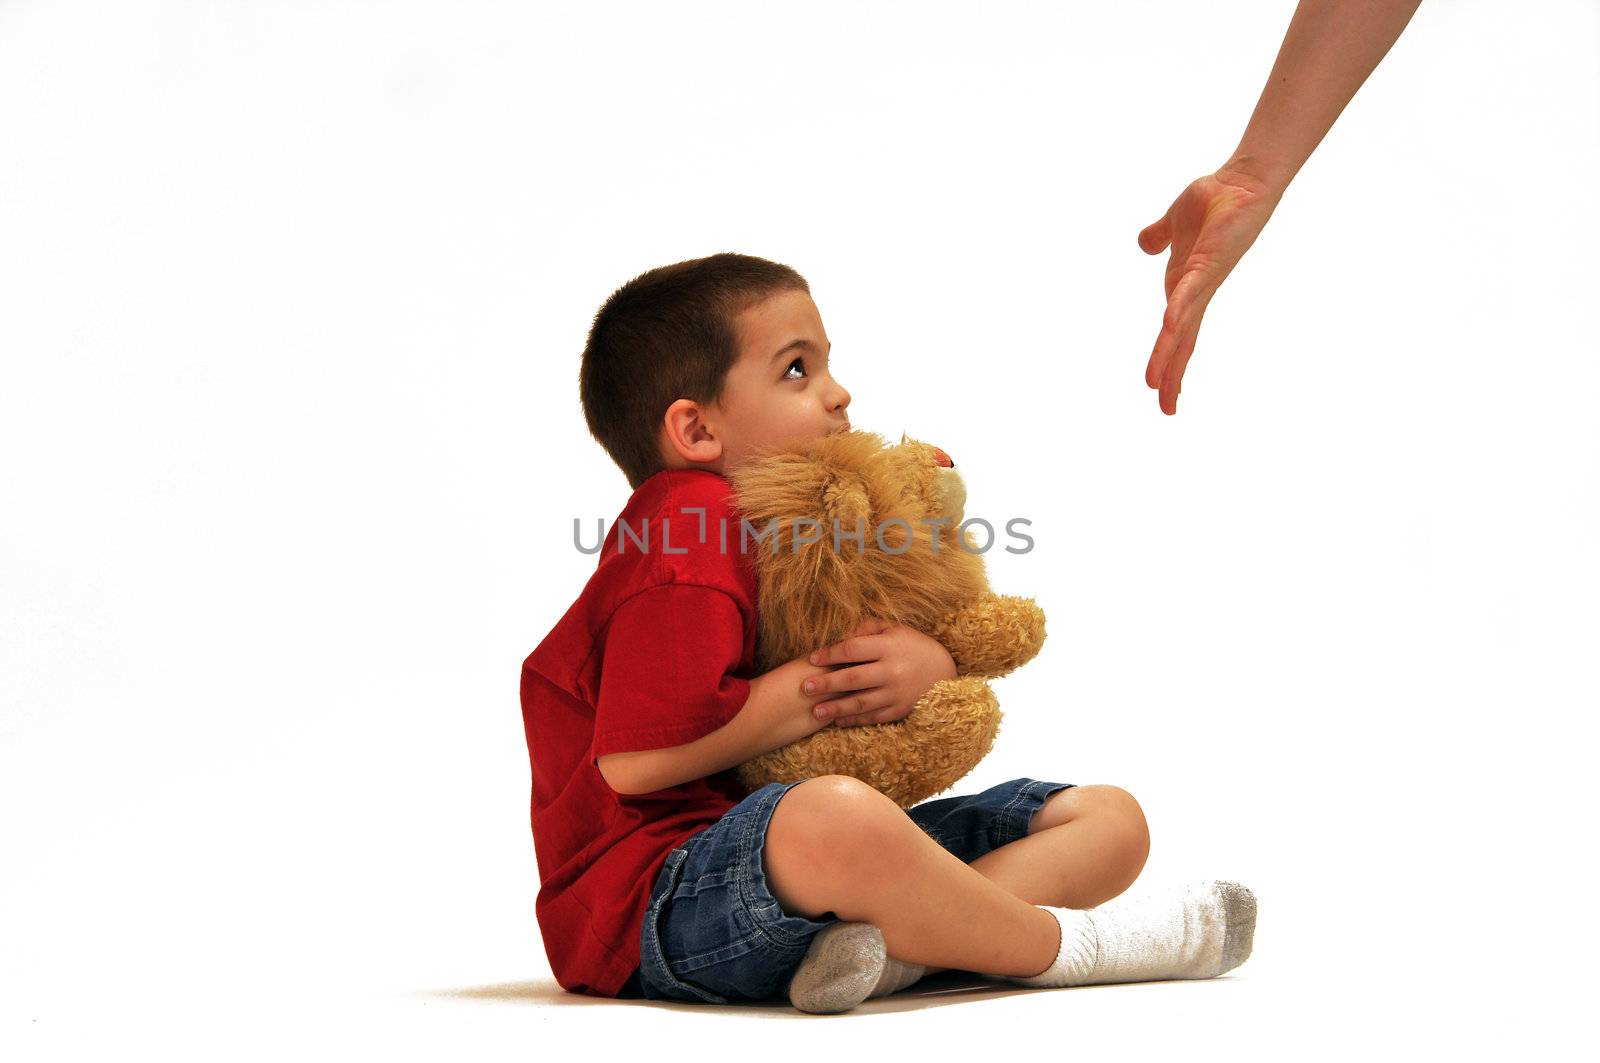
[763,776,1151,978]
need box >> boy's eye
[783,357,807,381]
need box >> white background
[3,1,1596,1058]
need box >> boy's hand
[801,617,957,728]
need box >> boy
[519,252,1255,1013]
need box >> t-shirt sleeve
[591,583,754,765]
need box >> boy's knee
[770,775,907,863]
[764,776,906,921]
[1102,785,1148,833]
[1071,784,1151,874]
[1096,785,1151,881]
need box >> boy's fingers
[809,633,881,667]
[814,695,867,721]
[824,694,893,725]
[802,663,876,698]
[834,699,903,727]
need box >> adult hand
[800,617,956,728]
[1138,169,1282,414]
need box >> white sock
[985,880,1256,988]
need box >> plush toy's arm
[930,593,1047,679]
[734,675,1003,809]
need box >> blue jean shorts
[626,776,1076,1004]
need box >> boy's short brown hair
[580,252,810,490]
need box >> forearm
[624,655,825,794]
[692,655,828,777]
[1223,0,1422,193]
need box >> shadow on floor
[417,970,1035,1015]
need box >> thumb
[1138,213,1172,255]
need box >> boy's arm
[598,653,824,796]
[590,583,829,797]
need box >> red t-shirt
[519,468,761,997]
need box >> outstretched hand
[1138,170,1282,414]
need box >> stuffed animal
[725,429,1047,808]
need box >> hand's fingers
[1163,248,1187,301]
[1165,273,1217,408]
[835,705,899,728]
[808,619,889,666]
[1146,287,1189,388]
[813,692,883,723]
[829,693,897,726]
[1138,213,1172,255]
[1148,267,1213,394]
[1167,266,1213,323]
[1146,302,1179,389]
[802,663,882,700]
[809,632,884,667]
[1158,307,1206,416]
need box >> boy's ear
[660,398,723,464]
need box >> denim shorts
[626,776,1076,1005]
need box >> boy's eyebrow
[768,338,832,364]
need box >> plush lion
[725,429,1046,808]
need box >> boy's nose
[931,445,954,469]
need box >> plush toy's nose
[931,445,954,469]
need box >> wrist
[1215,152,1293,201]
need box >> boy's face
[659,288,852,476]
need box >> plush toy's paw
[934,594,1047,679]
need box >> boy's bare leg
[911,783,1152,977]
[774,776,1253,1012]
[967,783,1151,908]
[767,777,1079,977]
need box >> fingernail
[814,707,828,719]
[809,653,820,664]
[803,680,815,693]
